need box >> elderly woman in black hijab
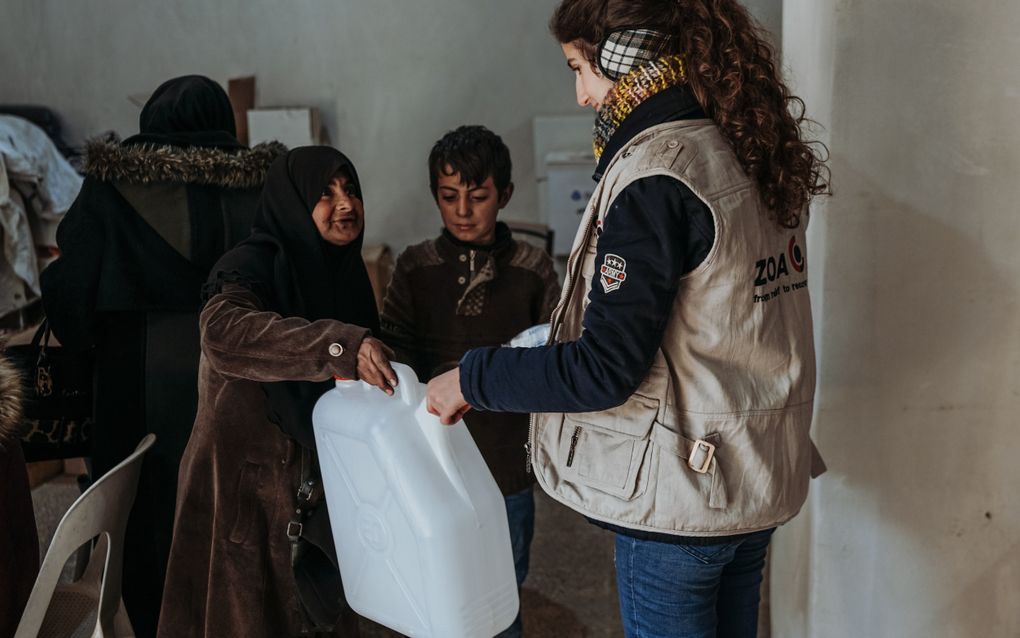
[158,147,394,638]
[40,75,284,636]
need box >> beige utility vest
[531,120,825,537]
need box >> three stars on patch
[600,254,628,293]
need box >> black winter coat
[40,138,284,636]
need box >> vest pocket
[561,395,659,501]
[651,421,729,510]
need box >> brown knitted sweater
[380,223,561,494]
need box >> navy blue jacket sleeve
[460,175,714,413]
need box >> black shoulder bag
[4,320,94,461]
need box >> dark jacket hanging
[39,75,285,637]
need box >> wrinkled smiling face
[312,172,364,246]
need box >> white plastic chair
[16,434,156,638]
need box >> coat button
[458,276,466,285]
[667,140,680,149]
[328,343,344,357]
[459,254,468,262]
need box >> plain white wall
[774,1,1020,636]
[0,0,782,253]
[0,0,572,251]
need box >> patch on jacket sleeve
[599,254,628,293]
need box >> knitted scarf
[593,55,688,160]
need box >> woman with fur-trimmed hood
[0,349,36,638]
[40,75,285,637]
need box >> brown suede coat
[158,284,367,638]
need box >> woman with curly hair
[427,1,829,635]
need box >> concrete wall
[0,0,781,253]
[773,1,1020,636]
[0,0,571,251]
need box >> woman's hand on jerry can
[427,368,471,425]
[357,337,398,395]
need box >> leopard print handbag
[4,321,94,461]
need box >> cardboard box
[362,244,394,312]
[228,76,256,146]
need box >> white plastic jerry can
[312,362,520,638]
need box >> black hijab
[205,147,379,447]
[123,75,244,150]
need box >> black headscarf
[205,146,379,447]
[123,75,244,150]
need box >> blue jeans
[496,486,536,638]
[615,529,774,638]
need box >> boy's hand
[357,337,398,395]
[427,367,471,425]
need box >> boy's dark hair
[428,125,513,198]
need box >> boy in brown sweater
[381,125,560,637]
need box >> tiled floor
[519,489,621,637]
[31,473,82,582]
[34,478,624,636]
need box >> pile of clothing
[0,115,81,318]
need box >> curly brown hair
[550,0,829,228]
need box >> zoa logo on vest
[753,237,806,287]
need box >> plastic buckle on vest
[688,440,716,474]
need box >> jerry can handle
[414,402,475,511]
[392,363,421,406]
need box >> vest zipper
[565,426,582,467]
[525,199,601,475]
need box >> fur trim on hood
[0,350,25,447]
[84,140,287,189]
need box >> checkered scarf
[593,55,688,160]
[598,28,676,81]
